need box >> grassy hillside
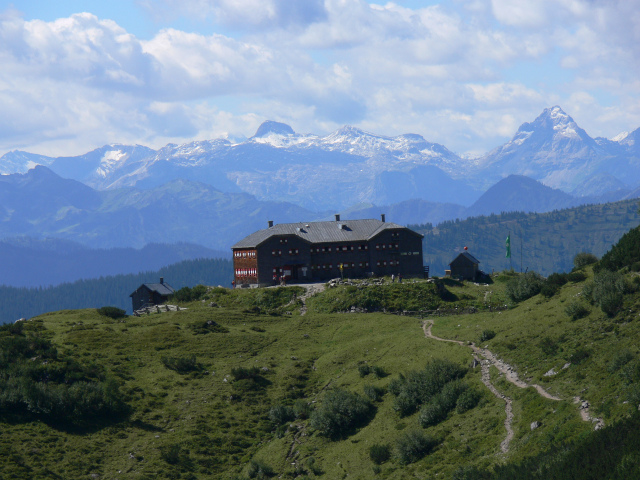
[2,259,640,479]
[416,198,640,276]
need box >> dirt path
[422,319,601,453]
[299,283,326,315]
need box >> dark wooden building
[231,214,424,286]
[130,277,175,311]
[449,251,480,281]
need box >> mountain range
[1,106,640,288]
[3,106,638,212]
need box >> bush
[567,271,587,283]
[189,319,228,334]
[452,466,491,480]
[161,355,201,373]
[268,405,295,425]
[540,283,560,298]
[479,330,496,342]
[310,389,374,439]
[369,443,391,465]
[364,384,385,402]
[588,270,627,316]
[505,272,545,302]
[96,306,127,319]
[565,300,590,321]
[538,336,559,356]
[391,359,467,417]
[395,429,437,464]
[419,401,448,427]
[609,350,634,373]
[419,380,468,427]
[570,348,590,365]
[358,364,371,377]
[372,365,388,378]
[574,252,598,269]
[293,399,312,419]
[231,366,261,380]
[245,459,274,479]
[170,284,208,303]
[456,389,481,413]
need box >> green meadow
[3,228,640,479]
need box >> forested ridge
[0,257,232,323]
[414,199,640,276]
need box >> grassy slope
[1,272,638,479]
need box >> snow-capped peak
[612,131,629,142]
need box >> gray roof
[131,282,175,296]
[450,251,480,265]
[232,219,422,249]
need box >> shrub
[372,365,388,378]
[395,429,437,464]
[609,350,634,373]
[245,459,274,479]
[538,336,559,356]
[189,319,228,334]
[419,401,448,427]
[391,359,467,417]
[358,364,371,377]
[570,347,590,365]
[479,330,496,343]
[574,252,598,269]
[364,384,385,402]
[456,389,481,413]
[96,306,126,319]
[310,389,374,439]
[565,300,590,321]
[419,380,468,427]
[567,271,587,283]
[505,272,545,302]
[620,359,640,384]
[268,405,295,425]
[589,270,627,316]
[540,283,560,298]
[369,443,391,465]
[452,466,491,480]
[161,355,201,373]
[293,399,312,419]
[231,366,261,380]
[170,284,208,303]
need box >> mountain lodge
[231,214,424,287]
[130,278,175,311]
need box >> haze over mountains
[1,106,639,287]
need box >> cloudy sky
[0,0,638,157]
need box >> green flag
[505,234,511,258]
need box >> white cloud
[0,1,638,158]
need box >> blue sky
[0,0,638,157]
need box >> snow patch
[612,131,629,142]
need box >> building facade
[129,278,175,311]
[231,215,424,286]
[449,252,480,281]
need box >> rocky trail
[299,283,326,315]
[422,319,603,454]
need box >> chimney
[160,277,164,284]
[381,213,386,222]
[268,220,274,228]
[335,214,341,221]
